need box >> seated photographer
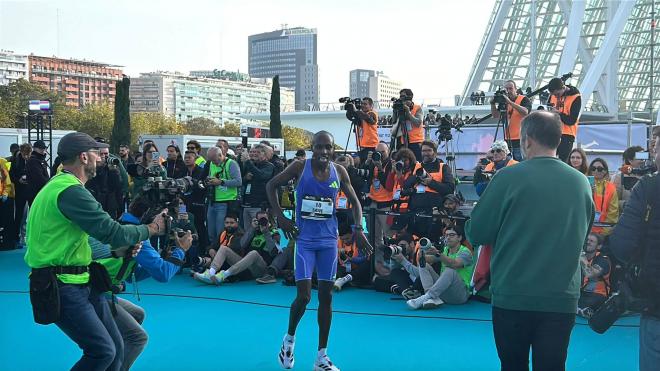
[90,196,193,370]
[195,211,281,285]
[240,144,275,231]
[430,194,469,243]
[345,97,379,163]
[373,232,422,296]
[613,146,646,212]
[588,158,619,235]
[474,140,518,197]
[406,227,474,310]
[164,144,186,179]
[403,140,455,236]
[195,213,244,271]
[86,146,123,220]
[577,233,611,319]
[334,223,372,291]
[255,238,295,284]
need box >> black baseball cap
[33,140,47,149]
[58,132,109,160]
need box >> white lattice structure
[462,0,657,116]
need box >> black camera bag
[29,267,60,325]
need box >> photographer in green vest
[24,132,166,371]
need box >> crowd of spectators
[1,127,657,316]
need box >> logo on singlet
[329,181,339,189]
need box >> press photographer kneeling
[91,195,193,370]
[25,132,167,371]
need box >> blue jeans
[641,314,660,371]
[511,144,523,162]
[55,284,124,371]
[207,202,228,244]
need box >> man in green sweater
[466,111,594,371]
[25,132,166,371]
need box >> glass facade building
[248,27,318,111]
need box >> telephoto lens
[372,151,382,162]
[395,161,404,172]
[419,237,432,251]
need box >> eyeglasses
[187,146,196,150]
[590,166,606,172]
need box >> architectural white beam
[558,0,586,75]
[461,0,513,105]
[580,0,635,110]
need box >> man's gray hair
[207,146,221,155]
[520,111,562,149]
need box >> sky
[0,0,495,105]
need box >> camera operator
[194,210,282,284]
[474,141,518,197]
[613,146,648,211]
[365,143,394,274]
[240,144,275,231]
[345,97,379,163]
[577,233,611,319]
[373,233,421,295]
[91,195,193,370]
[86,146,123,220]
[183,150,208,252]
[547,77,582,162]
[201,146,242,245]
[406,227,474,310]
[25,132,167,371]
[490,80,531,161]
[391,89,424,161]
[606,126,660,371]
[164,145,186,179]
[403,140,454,235]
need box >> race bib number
[337,197,348,209]
[301,196,334,220]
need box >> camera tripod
[344,117,361,156]
[389,107,410,154]
[493,103,512,150]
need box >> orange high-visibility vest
[336,189,351,210]
[415,162,444,194]
[506,95,527,141]
[581,251,611,297]
[484,158,518,172]
[592,181,616,234]
[358,110,379,148]
[369,166,393,203]
[549,93,581,137]
[399,105,424,144]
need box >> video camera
[492,88,508,110]
[339,97,362,112]
[620,164,657,177]
[391,94,412,113]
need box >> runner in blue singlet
[266,131,372,371]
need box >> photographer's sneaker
[278,336,295,369]
[193,270,214,285]
[333,275,352,291]
[314,354,340,371]
[422,297,444,309]
[256,274,277,284]
[210,270,227,285]
[407,293,431,310]
[402,287,422,300]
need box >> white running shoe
[406,293,430,310]
[422,297,444,309]
[193,270,214,285]
[278,337,295,369]
[314,354,340,371]
[210,270,226,285]
[333,275,352,291]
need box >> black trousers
[557,135,575,163]
[407,143,422,162]
[492,306,575,371]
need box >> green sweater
[465,157,594,313]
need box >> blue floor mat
[0,249,639,370]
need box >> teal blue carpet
[0,249,638,370]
